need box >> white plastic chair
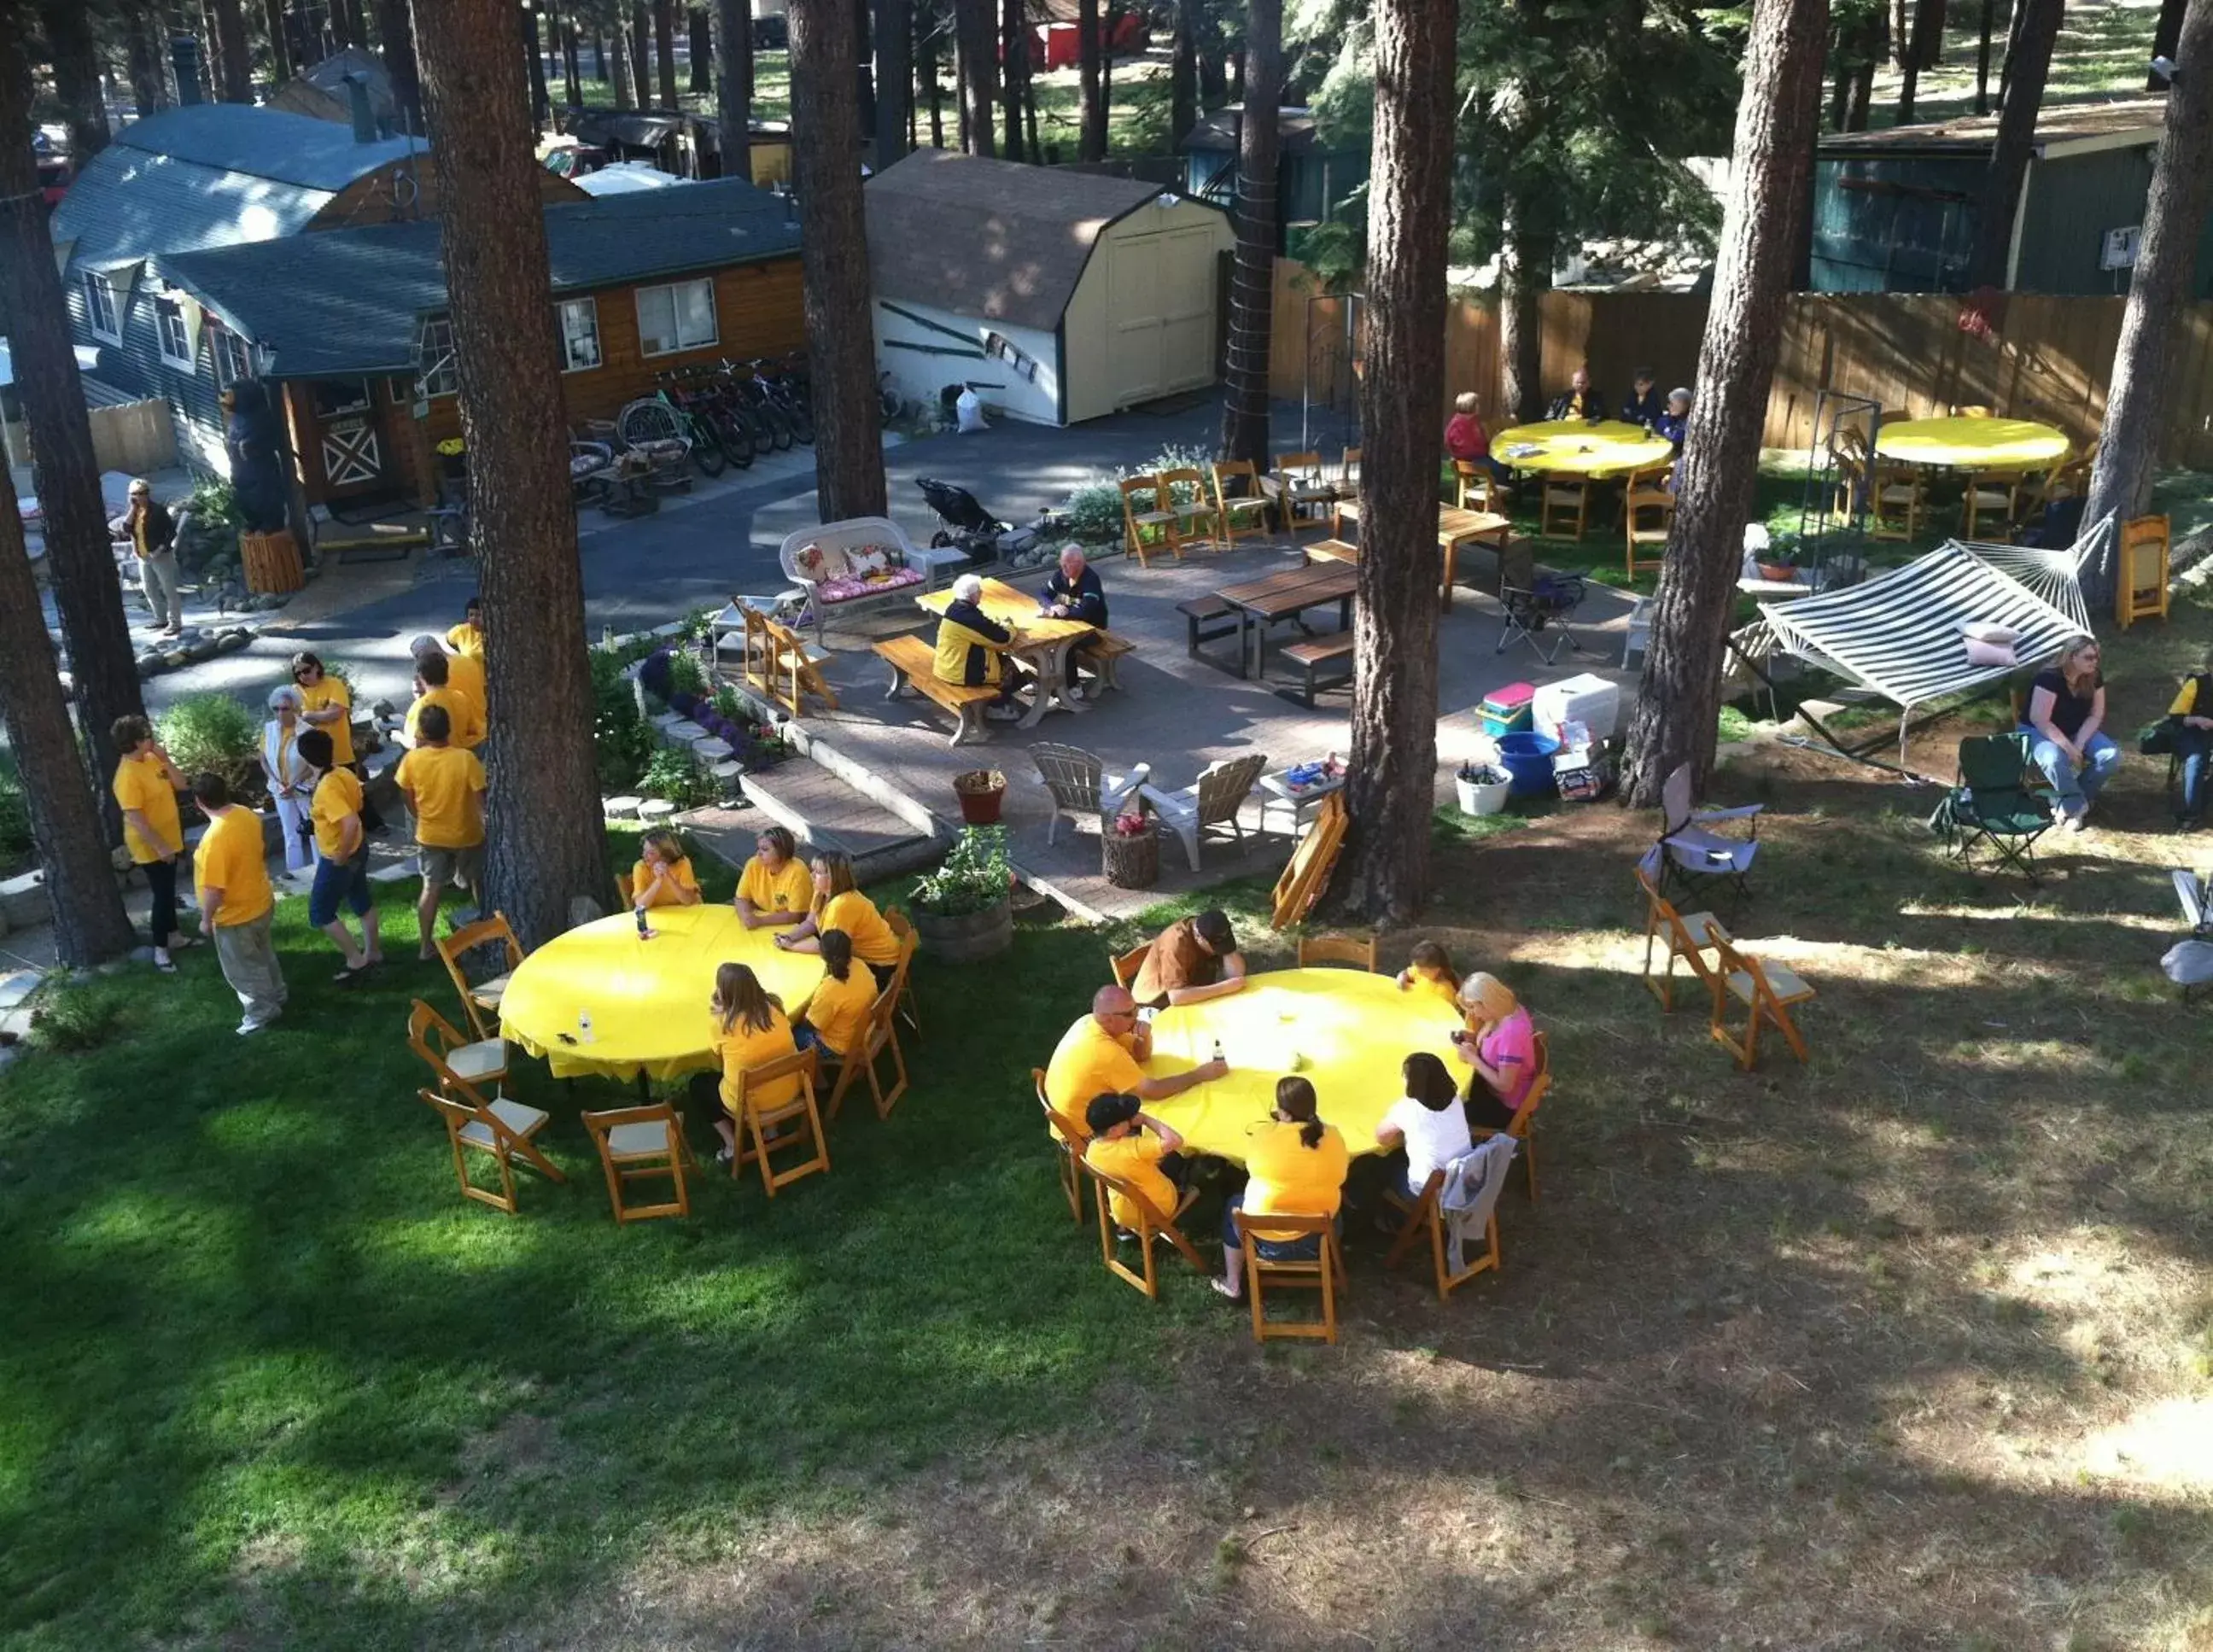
[1139,753,1269,872]
[1031,744,1150,845]
[1644,761,1761,898]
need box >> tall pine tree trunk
[331,0,360,51]
[260,0,293,82]
[716,0,752,177]
[124,1,171,114]
[921,2,945,145]
[691,6,712,93]
[1974,0,1995,111]
[2150,0,2186,85]
[415,0,610,949]
[1077,0,1105,159]
[876,0,912,165]
[1001,0,1025,160]
[41,1,114,160]
[610,15,634,107]
[1217,0,1280,466]
[563,20,583,105]
[1171,0,1196,144]
[790,0,888,518]
[1497,221,1550,422]
[955,0,996,155]
[1967,0,2059,289]
[2084,0,2213,602]
[1343,0,1454,923]
[654,0,680,106]
[526,5,552,130]
[372,0,422,129]
[209,0,254,98]
[630,3,653,104]
[0,46,145,828]
[1622,0,1830,808]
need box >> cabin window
[155,298,195,370]
[635,277,716,357]
[558,297,602,372]
[84,271,122,343]
[416,315,458,398]
[212,326,254,388]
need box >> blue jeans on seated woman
[1222,1188,1323,1262]
[2177,726,2212,823]
[2020,726,2121,819]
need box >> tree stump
[241,529,304,595]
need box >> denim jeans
[2021,726,2121,817]
[2178,726,2213,822]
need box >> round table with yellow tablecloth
[1140,969,1464,1163]
[1492,419,1678,479]
[499,904,829,1081]
[1873,416,2069,471]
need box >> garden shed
[866,149,1233,427]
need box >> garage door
[1107,226,1218,410]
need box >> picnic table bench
[870,633,999,746]
[1281,633,1357,706]
[1074,628,1136,694]
[1212,564,1359,682]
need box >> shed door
[1106,225,1220,409]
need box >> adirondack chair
[1031,744,1150,845]
[1139,753,1269,872]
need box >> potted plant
[1755,526,1802,584]
[1101,807,1159,889]
[1454,759,1513,817]
[909,825,1015,961]
[952,768,1007,826]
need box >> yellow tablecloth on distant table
[1874,417,2069,471]
[1141,969,1464,1164]
[1492,419,1677,479]
[499,905,827,1080]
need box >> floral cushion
[791,540,851,583]
[819,565,925,604]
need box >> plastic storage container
[1496,731,1562,797]
[1533,673,1621,741]
[1478,681,1537,737]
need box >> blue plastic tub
[1496,731,1562,797]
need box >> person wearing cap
[109,476,182,635]
[1038,545,1108,698]
[1082,1091,1192,1235]
[933,572,1025,722]
[1451,971,1538,1130]
[259,685,316,874]
[1620,368,1665,431]
[1130,908,1246,1009]
[1042,985,1228,1141]
[1547,365,1604,423]
[1655,388,1692,454]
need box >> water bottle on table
[578,1008,596,1044]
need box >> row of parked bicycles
[613,353,818,477]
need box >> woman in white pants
[260,687,316,873]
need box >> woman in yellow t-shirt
[629,829,702,913]
[774,849,902,987]
[686,962,803,1163]
[1393,939,1462,1009]
[734,825,814,929]
[795,930,876,1060]
[1216,1077,1349,1303]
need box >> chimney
[170,36,204,106]
[342,73,378,144]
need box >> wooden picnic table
[1213,563,1358,681]
[914,576,1095,729]
[1328,502,1512,612]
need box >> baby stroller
[914,476,1043,567]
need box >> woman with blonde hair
[688,962,801,1163]
[1451,972,1537,1130]
[260,685,316,873]
[2022,634,2120,831]
[629,828,701,912]
[773,848,901,988]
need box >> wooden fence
[1269,260,2213,470]
[87,398,178,477]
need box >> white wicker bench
[779,517,935,644]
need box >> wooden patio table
[1213,564,1358,681]
[1329,501,1512,612]
[914,576,1095,729]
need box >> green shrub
[913,826,1012,918]
[0,751,31,872]
[589,648,655,793]
[27,982,126,1053]
[638,746,712,808]
[182,476,242,528]
[666,648,709,699]
[1062,477,1126,547]
[155,692,261,797]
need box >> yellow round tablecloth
[1492,419,1677,478]
[1141,969,1464,1163]
[499,904,828,1081]
[1873,417,2069,470]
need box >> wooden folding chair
[1869,462,1924,541]
[1085,1159,1206,1299]
[581,1103,695,1223]
[884,908,921,1037]
[1469,1031,1550,1202]
[437,911,524,1043]
[1708,936,1815,1071]
[406,996,510,1095]
[747,613,840,717]
[615,871,634,906]
[415,1082,564,1215]
[1827,423,1870,521]
[1108,941,1150,989]
[1296,932,1377,971]
[1235,1209,1346,1344]
[1270,451,1334,533]
[1210,458,1275,545]
[1625,483,1673,578]
[1036,1067,1089,1223]
[1159,466,1219,552]
[1961,471,2019,540]
[1120,475,1178,565]
[733,1046,831,1195]
[1455,460,1511,514]
[1635,867,1730,1014]
[1332,447,1362,533]
[1383,1168,1501,1301]
[820,966,910,1122]
[1540,474,1590,540]
[2117,515,2171,628]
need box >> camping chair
[415,1083,564,1216]
[1158,466,1220,552]
[1085,1159,1206,1299]
[1869,462,1924,541]
[1297,932,1377,972]
[820,962,910,1122]
[1635,867,1731,1014]
[1625,484,1673,578]
[2117,515,2171,628]
[1267,452,1335,532]
[883,908,921,1037]
[1644,762,1761,900]
[1108,942,1151,990]
[1382,1135,1518,1301]
[1139,753,1270,873]
[732,1045,831,1196]
[1497,572,1591,664]
[437,911,525,1043]
[1211,460,1274,546]
[1233,1210,1347,1344]
[1470,1031,1550,1201]
[2165,871,2213,1001]
[406,997,511,1097]
[1119,475,1178,565]
[580,1103,695,1223]
[1540,474,1590,540]
[1031,743,1149,846]
[1708,936,1816,1071]
[1036,1068,1089,1223]
[1929,730,2057,884]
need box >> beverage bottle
[579,1009,595,1043]
[1212,1037,1225,1065]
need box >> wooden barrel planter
[1102,820,1159,890]
[241,528,304,594]
[910,896,1014,962]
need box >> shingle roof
[865,148,1186,332]
[1818,96,2169,157]
[110,102,424,190]
[161,178,803,379]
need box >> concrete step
[690,759,940,885]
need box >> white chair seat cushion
[447,1038,508,1081]
[470,972,512,1005]
[1679,912,1731,948]
[487,1097,548,1136]
[1727,962,1814,1005]
[607,1120,674,1158]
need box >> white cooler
[1533,673,1620,741]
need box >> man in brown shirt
[1131,908,1247,1008]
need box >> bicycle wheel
[783,394,815,446]
[711,408,756,468]
[879,388,901,423]
[688,418,728,478]
[753,400,796,452]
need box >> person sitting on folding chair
[2021,635,2121,832]
[2166,652,2213,828]
[1213,1077,1348,1305]
[1373,1052,1473,1203]
[1450,972,1536,1131]
[1083,1091,1191,1238]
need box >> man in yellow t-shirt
[1042,985,1225,1143]
[299,728,381,980]
[1083,1092,1191,1235]
[394,702,487,960]
[403,651,485,751]
[414,633,487,744]
[190,771,286,1033]
[446,598,486,662]
[109,715,192,971]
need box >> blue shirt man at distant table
[1039,543,1108,693]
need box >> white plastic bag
[955,388,987,434]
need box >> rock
[0,871,50,931]
[567,895,606,929]
[137,651,166,674]
[0,972,37,1010]
[183,639,219,663]
[161,650,192,668]
[129,945,158,964]
[67,967,94,986]
[215,630,251,653]
[96,960,127,977]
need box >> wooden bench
[1073,628,1136,694]
[1177,596,1239,658]
[870,633,1000,746]
[1280,633,1357,707]
[1303,539,1358,567]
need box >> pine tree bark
[0,46,146,830]
[1966,0,2059,289]
[876,0,911,164]
[715,0,751,176]
[791,0,888,517]
[42,0,114,160]
[0,506,137,967]
[2150,0,2186,85]
[690,5,712,93]
[1498,222,1550,422]
[954,0,996,155]
[414,0,611,948]
[2084,0,2213,602]
[1973,0,1994,110]
[562,18,583,105]
[630,3,653,104]
[653,0,679,106]
[921,0,945,146]
[371,0,422,129]
[1077,0,1105,159]
[526,4,552,130]
[1217,0,1279,466]
[610,14,635,107]
[1000,0,1025,160]
[124,1,171,114]
[209,0,254,98]
[1620,0,1829,808]
[261,0,294,82]
[1170,0,1196,144]
[1342,0,1454,923]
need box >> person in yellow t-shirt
[414,634,487,743]
[795,929,875,1059]
[1393,939,1463,1010]
[298,728,382,982]
[394,703,487,960]
[774,849,901,986]
[403,651,485,751]
[190,771,287,1034]
[109,715,193,971]
[1083,1091,1190,1235]
[1217,1076,1348,1304]
[687,962,803,1164]
[446,598,486,663]
[289,651,356,768]
[734,825,815,930]
[629,828,702,913]
[1042,985,1226,1143]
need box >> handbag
[2140,720,2177,757]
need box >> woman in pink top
[1444,392,1512,485]
[1451,971,1535,1130]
